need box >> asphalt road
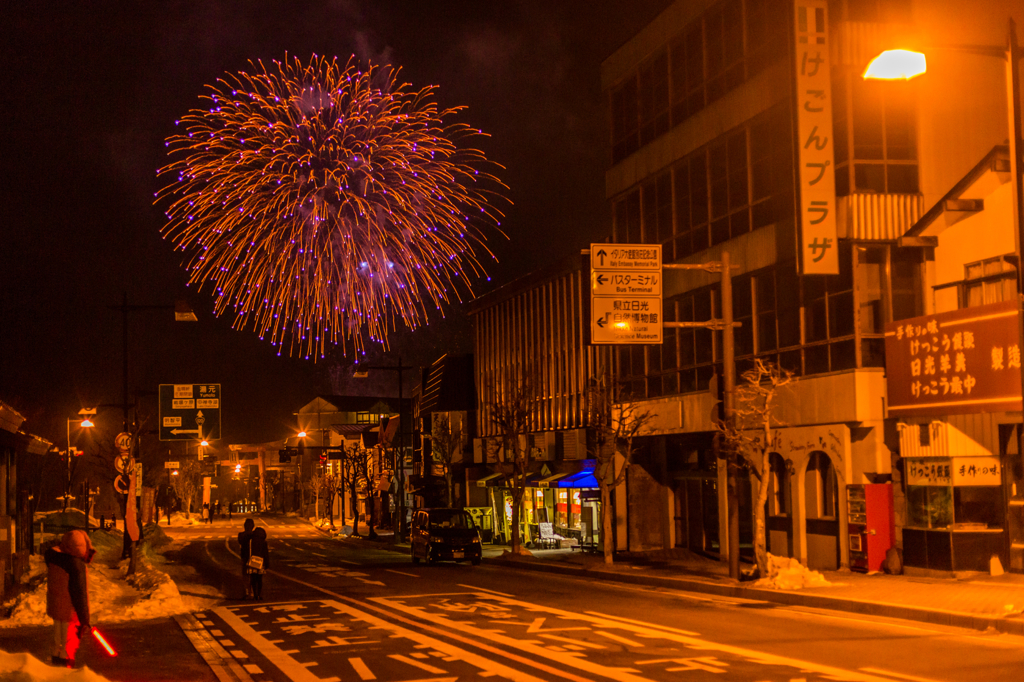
[9,515,1020,682]
[147,515,1024,682]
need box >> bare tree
[324,471,344,529]
[306,472,324,521]
[343,444,373,537]
[488,379,533,555]
[171,458,202,518]
[431,413,463,507]
[589,375,657,565]
[714,358,793,578]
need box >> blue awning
[558,469,598,489]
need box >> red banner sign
[885,301,1022,416]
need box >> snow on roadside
[0,650,112,682]
[1,526,215,628]
[754,554,832,590]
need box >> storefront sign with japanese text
[794,0,838,275]
[885,301,1022,416]
[905,456,1001,486]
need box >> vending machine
[847,483,894,572]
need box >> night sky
[1,1,673,447]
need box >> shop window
[962,255,1017,309]
[906,484,953,529]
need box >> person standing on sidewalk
[45,530,95,668]
[248,526,270,601]
[238,518,255,599]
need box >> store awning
[537,473,567,488]
[475,472,505,488]
[559,468,599,489]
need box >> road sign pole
[721,251,740,581]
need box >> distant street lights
[64,408,96,512]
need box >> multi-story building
[468,254,615,549]
[600,0,1023,573]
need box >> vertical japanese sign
[794,0,838,275]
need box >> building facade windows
[611,0,788,165]
[617,244,923,401]
[833,71,919,196]
[614,104,793,263]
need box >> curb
[487,557,1024,636]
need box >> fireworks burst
[157,55,507,359]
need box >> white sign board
[164,461,180,469]
[794,0,838,274]
[590,243,663,345]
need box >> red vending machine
[847,483,894,572]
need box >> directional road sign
[590,243,663,344]
[159,384,221,441]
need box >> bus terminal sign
[885,301,1022,416]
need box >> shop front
[886,301,1020,574]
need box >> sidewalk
[330,525,1024,636]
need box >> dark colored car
[410,508,482,565]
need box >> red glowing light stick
[92,629,117,657]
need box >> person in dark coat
[238,518,255,598]
[248,526,270,600]
[45,530,95,668]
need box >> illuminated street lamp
[65,408,96,512]
[862,49,927,80]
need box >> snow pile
[754,554,831,590]
[500,546,534,559]
[0,650,112,682]
[1,526,210,627]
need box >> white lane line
[386,569,420,578]
[214,607,322,682]
[458,583,513,597]
[349,657,376,680]
[860,668,946,682]
[595,631,644,647]
[337,559,361,565]
[388,654,446,674]
[243,664,263,674]
[584,610,700,637]
[311,552,327,557]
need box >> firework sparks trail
[157,54,508,359]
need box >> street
[6,515,1024,681]
[154,516,1024,682]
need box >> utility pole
[664,251,740,579]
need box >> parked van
[410,508,482,565]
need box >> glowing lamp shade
[297,431,307,438]
[200,439,209,447]
[80,419,94,428]
[863,50,926,80]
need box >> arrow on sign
[596,314,608,329]
[596,273,608,286]
[170,428,200,435]
[595,248,607,266]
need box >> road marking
[337,559,360,565]
[349,657,376,680]
[386,569,420,578]
[378,592,905,682]
[860,668,946,682]
[389,654,446,674]
[215,607,322,682]
[311,552,326,557]
[596,631,643,647]
[459,583,513,597]
[223,545,566,681]
[584,611,700,637]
